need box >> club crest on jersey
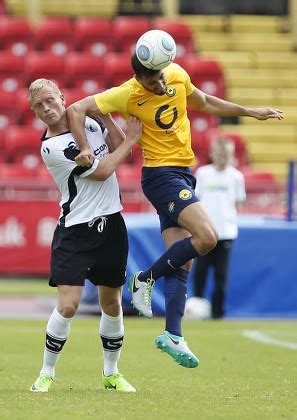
[168,201,175,213]
[179,189,192,200]
[165,86,176,97]
[85,122,98,132]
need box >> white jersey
[41,116,122,227]
[195,164,246,240]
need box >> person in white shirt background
[192,137,246,319]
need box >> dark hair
[131,53,160,78]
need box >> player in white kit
[28,79,142,393]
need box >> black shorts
[49,212,128,288]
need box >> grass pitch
[0,317,296,420]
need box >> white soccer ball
[184,297,211,320]
[136,29,176,70]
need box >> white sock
[99,310,124,377]
[40,307,73,377]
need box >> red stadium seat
[0,162,37,178]
[5,126,43,168]
[0,162,39,196]
[0,162,58,198]
[0,130,7,162]
[24,52,66,88]
[188,110,219,134]
[242,168,281,194]
[113,16,151,53]
[34,17,74,56]
[116,163,142,190]
[116,163,150,212]
[74,17,114,56]
[65,52,106,94]
[0,90,17,131]
[0,16,34,56]
[182,56,225,98]
[152,18,195,57]
[191,131,212,167]
[0,52,25,92]
[15,88,46,129]
[62,88,86,105]
[104,53,133,87]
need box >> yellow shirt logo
[166,86,176,97]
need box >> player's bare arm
[187,88,284,121]
[88,117,142,181]
[100,113,126,152]
[66,96,102,166]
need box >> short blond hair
[212,138,235,155]
[28,78,61,104]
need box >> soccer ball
[183,297,211,320]
[136,29,176,70]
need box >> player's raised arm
[88,117,142,181]
[66,95,101,166]
[187,88,284,121]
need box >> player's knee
[193,229,218,255]
[202,234,217,254]
[58,301,79,318]
[101,297,122,317]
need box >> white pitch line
[242,329,297,350]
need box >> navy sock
[139,237,199,282]
[164,268,188,337]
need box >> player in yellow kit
[91,60,195,168]
[67,53,283,368]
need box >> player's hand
[252,107,284,121]
[126,116,143,145]
[75,148,94,166]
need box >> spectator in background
[192,138,246,319]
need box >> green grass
[0,318,297,420]
[0,279,56,297]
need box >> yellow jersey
[94,63,196,167]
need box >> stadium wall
[0,203,296,317]
[123,214,297,318]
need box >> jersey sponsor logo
[155,105,178,130]
[165,86,176,97]
[137,99,149,106]
[166,123,179,135]
[94,144,108,156]
[179,189,192,200]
